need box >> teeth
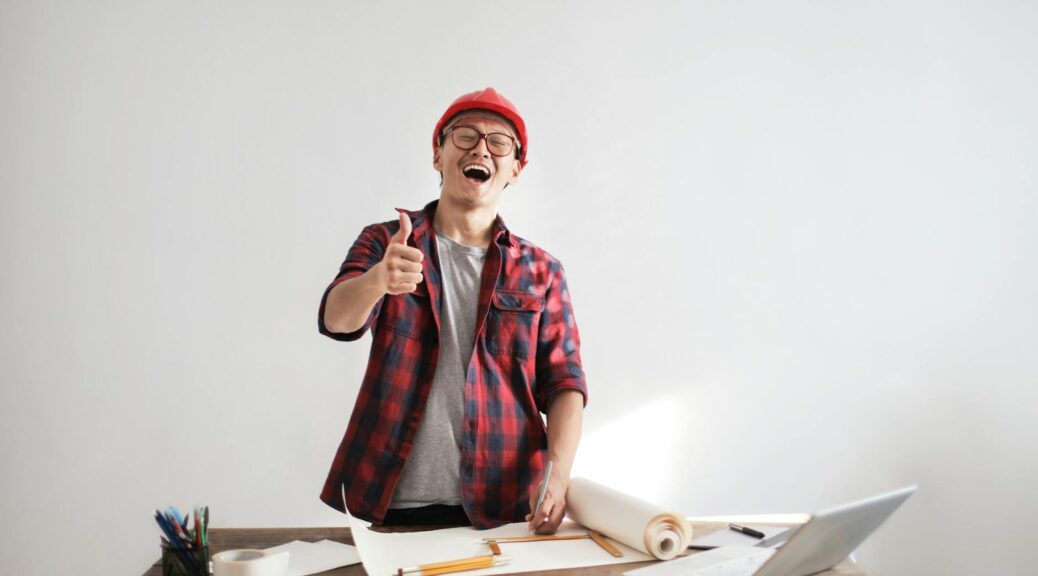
[463,164,490,176]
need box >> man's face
[434,111,522,210]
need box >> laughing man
[318,88,587,533]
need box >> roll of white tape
[212,549,289,576]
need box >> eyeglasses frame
[441,125,521,159]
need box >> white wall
[2,1,1035,574]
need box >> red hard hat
[432,87,528,167]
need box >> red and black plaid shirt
[318,199,588,529]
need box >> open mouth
[462,164,492,183]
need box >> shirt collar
[401,199,516,249]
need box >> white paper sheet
[265,539,361,576]
[623,546,774,576]
[687,525,791,549]
[348,515,652,576]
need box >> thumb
[391,211,412,245]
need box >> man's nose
[469,136,491,157]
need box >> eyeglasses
[443,125,518,158]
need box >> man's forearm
[323,265,386,334]
[546,389,584,477]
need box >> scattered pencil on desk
[482,533,588,544]
[396,554,510,576]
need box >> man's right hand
[376,212,424,295]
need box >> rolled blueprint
[566,477,693,560]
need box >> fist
[379,212,424,295]
[526,468,568,534]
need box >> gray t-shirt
[390,229,486,508]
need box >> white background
[2,1,1035,575]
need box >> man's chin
[446,182,500,208]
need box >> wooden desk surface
[143,524,866,576]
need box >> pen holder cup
[161,544,210,576]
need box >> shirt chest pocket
[381,286,431,339]
[485,291,544,359]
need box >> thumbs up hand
[377,212,424,295]
[389,211,412,245]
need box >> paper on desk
[687,525,791,550]
[348,515,652,576]
[567,477,693,560]
[623,546,774,576]
[265,539,361,576]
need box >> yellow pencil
[397,554,511,576]
[481,534,589,544]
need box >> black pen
[729,523,766,539]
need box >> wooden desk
[143,524,866,576]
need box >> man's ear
[433,146,442,172]
[507,159,522,185]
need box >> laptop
[625,485,916,576]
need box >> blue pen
[170,506,186,529]
[165,510,191,546]
[163,511,179,536]
[155,511,184,549]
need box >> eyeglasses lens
[450,126,514,157]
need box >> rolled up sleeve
[318,223,388,341]
[534,261,588,413]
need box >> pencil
[482,534,589,543]
[531,460,554,524]
[398,554,510,576]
